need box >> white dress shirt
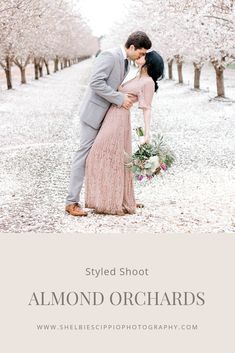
[120,45,127,60]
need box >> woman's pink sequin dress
[85,75,155,215]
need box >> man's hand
[122,94,134,109]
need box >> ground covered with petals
[0,59,234,233]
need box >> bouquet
[125,127,175,181]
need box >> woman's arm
[141,108,151,144]
[138,80,155,144]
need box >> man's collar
[120,45,127,59]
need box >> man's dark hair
[125,31,152,50]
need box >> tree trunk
[39,63,43,77]
[177,62,183,84]
[60,61,64,70]
[38,58,44,77]
[53,59,56,73]
[4,56,13,90]
[34,59,40,80]
[44,60,50,75]
[54,57,59,72]
[20,67,27,84]
[4,69,12,90]
[215,68,225,97]
[211,58,226,98]
[168,59,173,80]
[194,67,201,89]
[13,56,30,84]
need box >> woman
[85,50,164,215]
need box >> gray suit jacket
[79,47,130,129]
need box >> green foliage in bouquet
[151,132,175,168]
[125,128,175,181]
[135,127,144,137]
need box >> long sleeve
[89,51,124,107]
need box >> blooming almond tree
[12,0,41,83]
[181,0,235,94]
[0,0,32,88]
[203,0,235,97]
[102,0,235,97]
[0,0,98,89]
[172,0,208,89]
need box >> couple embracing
[65,31,164,216]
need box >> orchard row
[0,0,98,89]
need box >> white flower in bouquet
[147,155,160,172]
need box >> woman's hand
[140,134,150,145]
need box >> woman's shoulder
[144,75,154,83]
[140,76,154,89]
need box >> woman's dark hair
[143,50,165,92]
[125,31,152,50]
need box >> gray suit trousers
[66,121,99,205]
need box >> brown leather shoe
[65,203,88,217]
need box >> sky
[77,0,127,37]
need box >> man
[65,31,152,216]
